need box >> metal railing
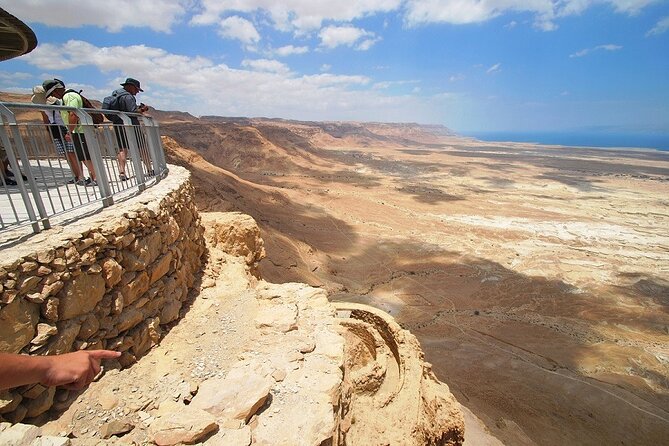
[0,102,168,235]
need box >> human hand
[40,350,121,389]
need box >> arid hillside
[159,114,669,446]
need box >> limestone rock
[45,321,80,355]
[149,252,173,285]
[251,393,334,446]
[0,390,22,414]
[100,420,134,439]
[30,436,71,446]
[24,386,56,418]
[101,258,123,288]
[203,426,251,446]
[0,423,40,445]
[201,213,265,267]
[254,303,298,333]
[37,249,56,264]
[149,400,218,446]
[191,366,272,422]
[59,273,105,320]
[20,276,42,294]
[31,323,58,347]
[159,300,181,324]
[122,272,149,306]
[0,298,39,353]
[116,308,144,332]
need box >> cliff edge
[1,207,465,445]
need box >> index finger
[86,350,122,360]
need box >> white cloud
[646,16,669,36]
[274,45,310,56]
[242,58,291,74]
[0,71,33,83]
[319,26,378,50]
[449,73,465,82]
[569,44,622,58]
[4,0,187,32]
[486,63,502,74]
[373,79,420,89]
[190,0,403,34]
[403,0,660,31]
[320,64,332,72]
[356,37,382,51]
[19,39,449,124]
[218,16,261,44]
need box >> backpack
[102,90,131,123]
[65,89,104,125]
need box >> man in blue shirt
[107,78,150,181]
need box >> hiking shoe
[67,177,77,184]
[4,178,17,186]
[76,179,87,186]
[7,171,28,181]
[86,179,98,187]
[119,173,128,181]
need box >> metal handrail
[0,101,168,236]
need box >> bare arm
[0,350,121,390]
[67,111,79,134]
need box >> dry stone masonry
[0,166,205,423]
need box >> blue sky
[0,0,668,133]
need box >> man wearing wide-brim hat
[105,77,151,181]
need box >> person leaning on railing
[43,79,98,186]
[104,77,151,181]
[31,85,84,184]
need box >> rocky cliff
[0,165,464,444]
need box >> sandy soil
[160,119,669,446]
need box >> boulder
[59,273,105,320]
[191,365,272,422]
[0,298,39,353]
[149,400,218,446]
[0,423,40,446]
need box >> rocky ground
[158,120,669,445]
[1,210,479,445]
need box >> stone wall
[0,166,205,423]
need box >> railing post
[116,113,146,190]
[142,116,166,177]
[0,103,48,232]
[76,109,114,207]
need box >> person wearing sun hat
[105,77,150,181]
[32,84,83,184]
[42,78,97,186]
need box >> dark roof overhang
[0,7,37,62]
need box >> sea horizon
[462,130,669,152]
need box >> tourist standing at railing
[43,79,98,186]
[32,84,84,184]
[103,77,150,181]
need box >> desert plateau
[157,115,669,445]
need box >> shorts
[114,125,147,152]
[72,133,91,161]
[114,125,129,150]
[53,138,75,156]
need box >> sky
[0,0,668,134]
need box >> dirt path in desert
[163,124,669,445]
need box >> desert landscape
[157,115,669,445]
